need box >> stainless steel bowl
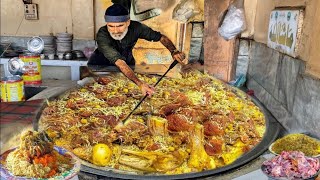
[64,52,73,60]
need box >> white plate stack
[56,33,73,57]
[40,35,56,56]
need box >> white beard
[109,28,128,40]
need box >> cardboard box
[132,48,182,78]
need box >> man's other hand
[172,50,187,65]
[140,83,155,97]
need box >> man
[88,4,186,97]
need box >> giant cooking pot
[34,75,281,179]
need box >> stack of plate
[40,35,56,56]
[56,33,73,56]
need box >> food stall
[1,0,319,179]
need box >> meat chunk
[209,114,231,128]
[116,121,149,144]
[166,114,193,132]
[87,130,108,144]
[204,138,224,155]
[66,98,86,109]
[96,114,119,128]
[146,143,161,151]
[177,107,211,123]
[106,95,127,107]
[159,103,182,116]
[79,110,92,117]
[203,120,224,136]
[96,77,112,85]
[170,91,190,106]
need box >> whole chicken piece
[119,149,187,172]
[188,123,216,171]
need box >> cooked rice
[6,150,50,178]
[5,149,73,178]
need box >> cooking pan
[33,73,282,179]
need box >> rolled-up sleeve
[96,28,126,64]
[137,23,162,42]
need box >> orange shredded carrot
[33,152,58,177]
[48,169,57,177]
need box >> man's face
[106,20,130,40]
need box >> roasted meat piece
[116,120,149,144]
[166,114,193,132]
[203,120,224,136]
[204,138,224,155]
[106,95,127,107]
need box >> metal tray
[34,74,282,179]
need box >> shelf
[0,58,88,80]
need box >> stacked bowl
[40,35,56,58]
[56,33,73,58]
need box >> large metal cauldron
[35,85,281,180]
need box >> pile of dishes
[40,35,56,57]
[56,33,73,57]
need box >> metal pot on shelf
[64,52,73,60]
[72,50,85,58]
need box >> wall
[306,0,320,78]
[1,0,204,80]
[94,0,112,36]
[244,40,320,138]
[132,0,180,64]
[237,0,320,137]
[0,0,94,39]
[241,0,257,38]
[242,0,320,77]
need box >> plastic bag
[218,4,246,40]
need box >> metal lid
[7,57,25,76]
[1,75,23,82]
[27,36,44,54]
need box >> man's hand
[115,60,155,97]
[159,35,188,65]
[172,50,187,65]
[139,82,155,97]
